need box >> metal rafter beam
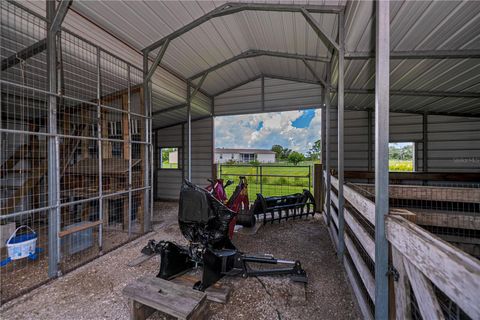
[346,50,480,60]
[301,8,340,52]
[213,75,263,96]
[151,103,186,116]
[342,88,480,98]
[153,115,212,131]
[1,39,47,71]
[50,0,72,34]
[302,59,329,88]
[190,72,209,100]
[143,3,344,53]
[189,50,329,80]
[146,38,170,82]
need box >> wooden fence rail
[324,172,480,320]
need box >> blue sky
[214,109,321,154]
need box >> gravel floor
[0,202,359,320]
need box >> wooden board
[123,276,206,320]
[408,208,480,231]
[386,215,480,319]
[171,273,231,304]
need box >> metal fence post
[260,166,263,194]
[308,166,311,191]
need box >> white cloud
[214,109,321,154]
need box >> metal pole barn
[374,0,390,318]
[337,11,345,260]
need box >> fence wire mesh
[0,1,150,304]
[218,164,313,200]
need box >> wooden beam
[386,215,480,319]
[58,220,102,238]
[343,171,480,182]
[353,183,480,204]
[403,259,445,320]
[345,233,375,303]
[391,248,411,320]
[331,175,375,225]
[344,256,374,320]
[345,207,375,263]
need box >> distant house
[214,148,276,164]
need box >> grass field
[219,164,313,198]
[389,159,414,172]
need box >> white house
[214,148,276,164]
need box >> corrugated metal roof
[15,0,480,123]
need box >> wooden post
[313,164,323,211]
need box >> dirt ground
[0,202,359,320]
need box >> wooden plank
[58,220,103,238]
[314,163,323,210]
[130,300,155,320]
[391,247,411,320]
[386,215,480,319]
[410,209,480,231]
[353,183,480,204]
[123,276,206,320]
[403,259,445,320]
[331,175,375,225]
[344,208,375,263]
[344,171,480,182]
[344,256,374,320]
[345,233,375,303]
[171,274,231,304]
[323,212,338,249]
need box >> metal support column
[96,47,103,250]
[324,63,332,226]
[368,110,373,172]
[46,0,60,278]
[143,51,151,232]
[127,65,132,237]
[187,83,192,181]
[423,113,428,172]
[374,1,390,318]
[261,76,265,112]
[337,11,345,260]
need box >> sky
[214,109,321,154]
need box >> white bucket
[6,225,37,260]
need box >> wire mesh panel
[1,2,150,304]
[1,1,47,91]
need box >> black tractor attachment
[251,189,316,224]
[142,180,307,291]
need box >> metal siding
[184,117,214,187]
[214,78,263,116]
[427,115,480,172]
[155,126,183,199]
